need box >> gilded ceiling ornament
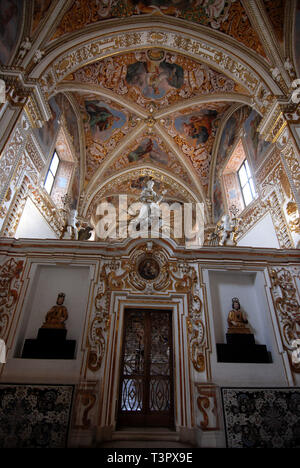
[286,201,300,235]
[43,31,261,98]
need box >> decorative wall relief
[0,258,24,340]
[87,265,110,372]
[0,113,30,205]
[72,381,98,430]
[86,243,207,375]
[196,384,220,431]
[43,31,261,97]
[281,142,300,196]
[269,267,300,372]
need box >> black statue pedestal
[21,328,76,359]
[216,333,271,363]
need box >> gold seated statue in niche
[227,297,251,334]
[42,292,68,329]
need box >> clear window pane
[244,159,252,178]
[44,172,54,194]
[249,178,256,197]
[49,152,59,176]
[243,183,253,206]
[238,165,248,187]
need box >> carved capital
[0,67,51,127]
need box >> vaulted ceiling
[9,0,295,226]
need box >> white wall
[237,212,279,248]
[204,268,288,387]
[4,264,91,383]
[15,197,57,239]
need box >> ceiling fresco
[51,0,267,58]
[67,51,235,195]
[65,50,246,111]
[102,134,196,189]
[20,0,290,227]
[0,0,24,65]
[73,92,140,182]
[31,0,52,34]
[161,102,230,190]
[72,83,230,192]
[263,0,286,45]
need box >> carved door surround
[98,292,193,436]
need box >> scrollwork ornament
[269,267,300,372]
[196,384,219,431]
[0,258,24,339]
[87,268,110,373]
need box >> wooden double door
[117,309,174,428]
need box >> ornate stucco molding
[35,28,276,100]
[0,112,30,205]
[0,67,51,127]
[0,258,24,342]
[85,243,208,378]
[269,266,300,373]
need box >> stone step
[112,430,180,442]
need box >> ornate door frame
[98,292,194,438]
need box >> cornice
[0,67,51,124]
[0,237,299,264]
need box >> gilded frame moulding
[269,266,300,373]
[85,243,208,377]
[195,383,220,432]
[0,257,24,343]
[38,30,266,102]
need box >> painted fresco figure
[126,56,184,98]
[183,110,217,144]
[85,101,120,132]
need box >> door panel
[117,309,174,427]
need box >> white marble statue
[219,214,238,246]
[133,180,167,233]
[17,37,32,60]
[63,209,78,240]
